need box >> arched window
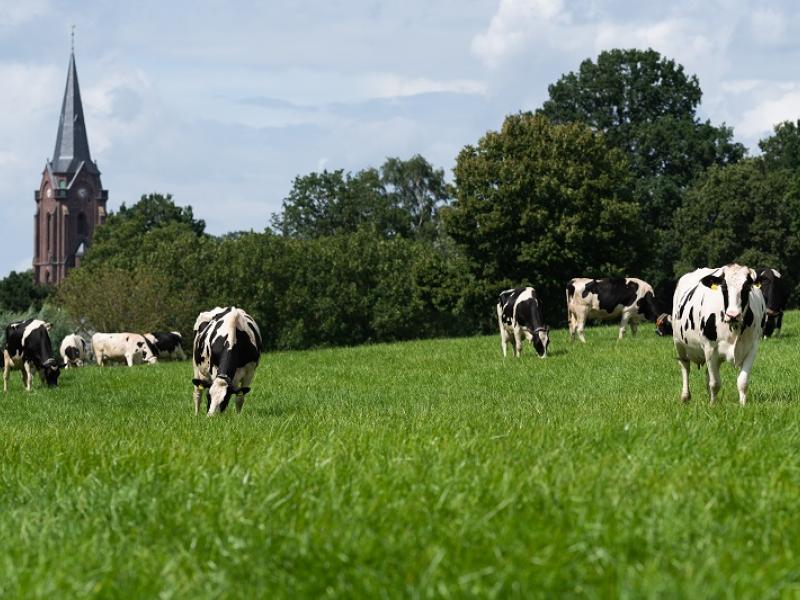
[46,213,52,252]
[77,212,87,236]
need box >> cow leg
[576,311,587,343]
[776,313,783,336]
[499,326,510,358]
[618,313,630,340]
[125,353,134,367]
[736,347,759,406]
[513,327,523,357]
[568,308,576,341]
[2,357,9,392]
[705,351,721,405]
[235,394,246,413]
[193,386,203,415]
[629,319,639,337]
[24,362,34,392]
[678,358,691,402]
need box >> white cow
[672,264,766,405]
[91,333,159,367]
[60,334,89,368]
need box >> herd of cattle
[499,264,786,405]
[1,306,261,415]
[0,264,789,410]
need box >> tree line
[2,48,799,347]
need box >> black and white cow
[496,287,550,358]
[3,319,63,391]
[144,331,187,360]
[566,277,662,342]
[756,267,787,338]
[191,307,262,416]
[672,264,766,405]
[59,334,89,368]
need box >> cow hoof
[680,394,691,403]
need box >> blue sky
[1,0,799,277]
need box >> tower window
[77,212,87,236]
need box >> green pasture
[2,314,800,598]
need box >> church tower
[33,47,108,285]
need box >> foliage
[271,156,450,241]
[675,159,800,302]
[759,119,800,172]
[444,112,643,326]
[0,270,51,312]
[539,48,746,293]
[2,321,800,596]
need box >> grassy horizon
[2,314,800,597]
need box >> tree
[271,156,450,241]
[0,270,51,312]
[759,120,800,172]
[674,160,800,304]
[539,48,745,292]
[444,113,643,325]
[84,193,205,268]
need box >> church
[33,47,108,286]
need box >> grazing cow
[144,331,187,360]
[60,334,89,368]
[3,319,64,391]
[496,287,550,358]
[191,306,262,416]
[756,267,787,338]
[566,277,662,342]
[672,264,766,405]
[91,332,159,367]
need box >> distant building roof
[50,51,98,176]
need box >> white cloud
[738,86,800,138]
[0,0,50,29]
[751,8,787,46]
[471,0,567,68]
[363,74,488,98]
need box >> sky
[1,0,799,277]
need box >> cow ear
[749,268,758,281]
[192,378,211,389]
[772,268,782,278]
[700,275,724,289]
[44,322,52,331]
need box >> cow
[144,331,187,360]
[3,319,64,391]
[496,287,550,358]
[191,306,262,416]
[59,334,89,368]
[91,332,159,367]
[756,267,787,338]
[566,277,662,342]
[672,264,766,405]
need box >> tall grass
[1,315,799,598]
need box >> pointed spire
[51,46,97,175]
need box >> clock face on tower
[77,186,89,200]
[46,187,52,198]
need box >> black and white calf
[59,334,89,368]
[672,264,766,405]
[192,307,262,416]
[145,331,187,360]
[3,319,63,391]
[756,267,787,338]
[497,287,550,358]
[566,277,661,342]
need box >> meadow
[2,315,800,598]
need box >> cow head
[701,264,758,328]
[192,374,251,416]
[655,313,673,336]
[532,326,550,358]
[41,358,64,387]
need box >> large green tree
[0,270,51,312]
[444,113,643,325]
[539,48,745,291]
[674,159,800,303]
[759,120,800,172]
[271,156,450,241]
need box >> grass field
[2,314,800,598]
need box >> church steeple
[51,50,97,175]
[33,43,108,286]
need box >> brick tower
[33,48,108,285]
